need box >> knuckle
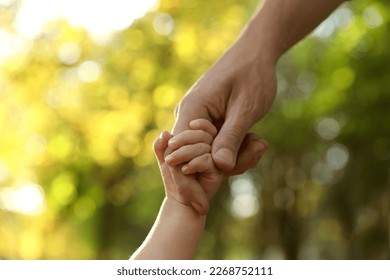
[222,128,242,147]
[193,144,202,156]
[178,95,195,111]
[233,94,263,125]
[202,143,211,154]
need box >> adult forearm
[244,0,345,62]
[130,197,206,260]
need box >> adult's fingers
[223,133,268,176]
[211,105,253,171]
[172,96,209,135]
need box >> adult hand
[173,33,276,173]
[172,0,345,172]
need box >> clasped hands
[156,33,276,215]
[155,118,267,215]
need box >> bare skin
[131,120,250,259]
[170,0,345,214]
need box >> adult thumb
[212,115,251,171]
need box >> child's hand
[166,119,223,200]
[154,119,267,215]
[154,119,222,215]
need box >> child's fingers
[165,143,211,166]
[189,119,217,138]
[153,131,172,164]
[181,153,214,175]
[153,131,176,193]
[168,129,213,150]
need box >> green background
[0,0,389,259]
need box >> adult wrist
[241,17,282,65]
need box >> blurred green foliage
[0,0,389,259]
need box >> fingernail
[168,138,176,146]
[215,148,234,165]
[189,120,200,128]
[165,155,173,163]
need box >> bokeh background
[0,0,389,259]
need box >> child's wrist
[164,197,207,221]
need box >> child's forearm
[130,197,206,260]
